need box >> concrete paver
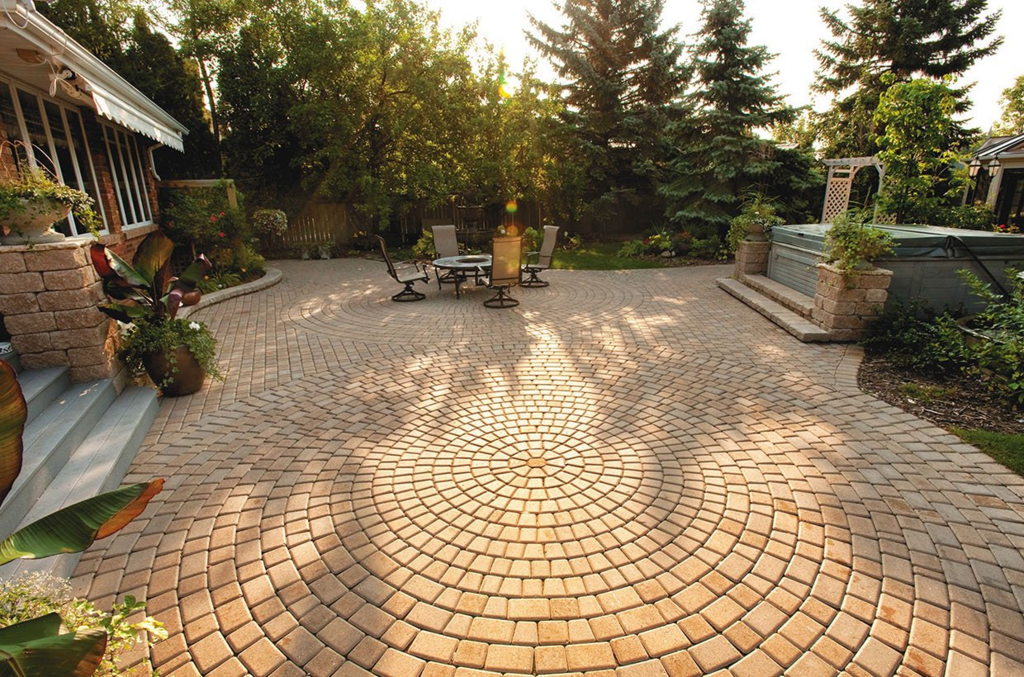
[71,259,1024,674]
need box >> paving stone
[67,261,1024,676]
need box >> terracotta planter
[0,198,71,245]
[181,290,202,307]
[142,345,206,397]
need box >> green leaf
[0,480,164,566]
[0,362,26,510]
[0,614,106,677]
[130,232,174,288]
[177,255,212,288]
[96,303,150,324]
[91,245,147,289]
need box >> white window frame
[101,123,154,230]
[0,76,109,235]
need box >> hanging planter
[0,198,71,245]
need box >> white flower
[189,322,201,331]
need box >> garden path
[74,259,1024,676]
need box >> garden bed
[858,353,1024,436]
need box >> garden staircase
[0,354,158,580]
[716,274,831,342]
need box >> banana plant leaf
[177,255,212,287]
[89,244,146,290]
[0,613,106,677]
[96,303,151,324]
[130,232,174,288]
[0,479,164,566]
[0,362,26,510]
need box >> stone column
[812,263,893,341]
[734,240,771,280]
[0,240,121,384]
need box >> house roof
[0,1,187,151]
[973,132,1024,161]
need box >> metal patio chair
[377,236,429,302]
[432,224,460,289]
[521,225,559,288]
[479,236,522,308]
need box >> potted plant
[91,231,220,396]
[726,195,784,253]
[822,208,896,272]
[0,144,101,245]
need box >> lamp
[968,157,982,178]
[988,158,1001,177]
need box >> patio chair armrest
[524,251,539,264]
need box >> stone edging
[179,267,283,319]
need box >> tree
[814,0,1002,157]
[873,78,964,224]
[528,0,688,229]
[994,75,1024,136]
[661,0,794,238]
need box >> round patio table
[432,255,492,299]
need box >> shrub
[522,226,541,253]
[688,235,723,260]
[862,302,971,376]
[251,209,288,237]
[618,239,647,258]
[561,232,582,251]
[958,268,1024,406]
[822,209,896,271]
[412,230,434,260]
[0,573,166,675]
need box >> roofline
[974,132,1024,160]
[0,1,189,139]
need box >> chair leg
[520,268,549,288]
[392,282,426,302]
[483,286,519,308]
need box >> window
[102,124,153,229]
[0,80,108,236]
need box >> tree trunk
[195,56,224,175]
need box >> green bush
[0,573,166,675]
[618,239,647,258]
[688,235,723,260]
[822,209,896,271]
[251,208,288,237]
[862,302,971,376]
[958,269,1024,406]
[522,226,541,253]
[412,229,434,260]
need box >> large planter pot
[142,345,206,397]
[0,198,70,245]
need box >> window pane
[117,130,144,224]
[104,125,135,225]
[16,89,55,177]
[65,109,106,231]
[0,85,25,167]
[128,134,152,222]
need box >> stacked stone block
[812,263,893,341]
[733,240,771,279]
[0,240,121,383]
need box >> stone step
[18,366,71,426]
[0,386,159,580]
[741,274,815,320]
[0,379,116,541]
[716,278,831,343]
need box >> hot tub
[767,224,1024,311]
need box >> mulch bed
[858,353,1024,435]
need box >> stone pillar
[734,240,771,279]
[0,240,121,383]
[812,263,893,341]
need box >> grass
[551,242,666,271]
[952,428,1024,476]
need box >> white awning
[90,84,185,152]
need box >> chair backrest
[377,236,398,281]
[432,225,459,259]
[537,225,560,267]
[490,236,522,287]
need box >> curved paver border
[179,266,283,319]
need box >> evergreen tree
[814,0,1002,157]
[528,0,687,229]
[661,0,793,238]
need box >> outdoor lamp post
[988,158,1001,177]
[968,157,982,178]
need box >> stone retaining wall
[734,240,770,279]
[0,239,121,384]
[812,263,893,341]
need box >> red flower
[218,232,225,238]
[220,211,226,217]
[210,215,217,222]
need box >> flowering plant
[995,223,1020,234]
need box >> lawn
[953,428,1024,477]
[551,241,666,270]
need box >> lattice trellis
[820,157,886,224]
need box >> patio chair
[479,236,522,308]
[432,224,460,289]
[377,236,430,302]
[521,225,559,288]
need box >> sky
[428,0,1024,133]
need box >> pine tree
[661,0,793,238]
[528,0,687,226]
[814,0,1002,157]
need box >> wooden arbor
[820,157,886,224]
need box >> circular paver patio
[74,260,1024,676]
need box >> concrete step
[0,379,116,541]
[717,278,831,343]
[0,386,159,580]
[741,274,816,320]
[18,367,70,426]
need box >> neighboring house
[966,132,1024,231]
[0,0,187,256]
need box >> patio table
[432,255,492,299]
